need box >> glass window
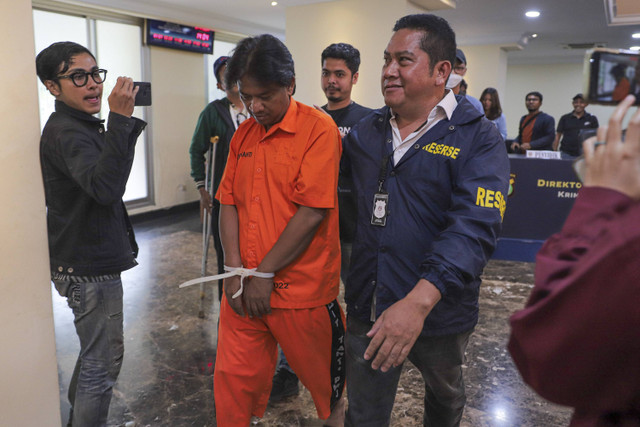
[33,10,88,131]
[96,20,148,201]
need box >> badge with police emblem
[371,192,389,226]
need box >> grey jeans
[345,315,472,427]
[54,277,124,427]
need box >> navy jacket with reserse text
[342,96,510,337]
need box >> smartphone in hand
[584,48,640,106]
[134,82,152,106]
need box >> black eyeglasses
[57,69,107,87]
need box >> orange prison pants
[214,295,345,426]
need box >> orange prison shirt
[612,77,630,102]
[216,98,342,309]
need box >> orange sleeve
[612,78,630,101]
[291,117,342,209]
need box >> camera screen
[591,51,640,103]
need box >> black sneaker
[269,368,299,403]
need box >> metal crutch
[199,135,219,318]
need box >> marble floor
[52,205,573,426]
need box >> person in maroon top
[508,94,640,426]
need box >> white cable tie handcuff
[178,265,274,299]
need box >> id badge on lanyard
[371,191,389,226]
[371,154,391,227]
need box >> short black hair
[36,41,95,84]
[392,14,456,73]
[321,43,361,75]
[609,63,627,79]
[225,34,295,94]
[526,91,543,102]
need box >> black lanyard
[378,112,431,193]
[377,113,394,193]
[377,154,392,193]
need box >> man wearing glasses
[36,41,146,427]
[452,49,484,114]
[510,91,555,153]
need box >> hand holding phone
[577,95,640,199]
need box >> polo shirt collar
[266,97,298,135]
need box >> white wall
[286,0,427,110]
[0,1,61,425]
[459,44,508,103]
[287,0,394,110]
[146,47,207,211]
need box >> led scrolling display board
[145,19,214,54]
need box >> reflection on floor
[52,205,572,426]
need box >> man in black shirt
[321,43,373,138]
[553,93,599,157]
[319,43,373,283]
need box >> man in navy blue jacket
[342,14,509,426]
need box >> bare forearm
[258,205,326,273]
[219,204,242,267]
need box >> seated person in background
[509,94,640,426]
[510,91,555,153]
[481,87,507,140]
[610,63,630,102]
[553,93,599,157]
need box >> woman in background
[481,87,507,140]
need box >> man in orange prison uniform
[214,34,345,426]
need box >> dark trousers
[345,315,472,427]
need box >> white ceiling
[436,0,640,64]
[71,0,640,64]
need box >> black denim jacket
[40,100,146,276]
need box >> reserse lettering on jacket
[476,187,506,220]
[422,142,460,159]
